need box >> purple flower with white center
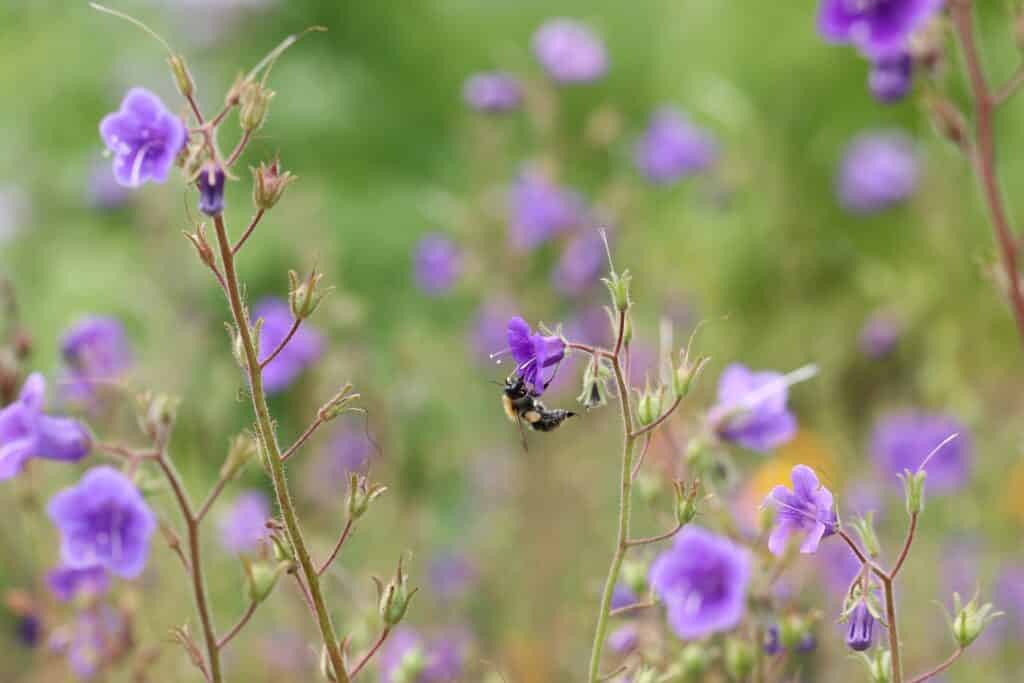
[818,0,944,59]
[837,132,918,214]
[254,298,325,394]
[218,490,271,554]
[858,311,901,358]
[47,466,156,579]
[634,108,718,184]
[468,297,517,364]
[463,72,523,113]
[508,171,585,250]
[846,602,875,651]
[47,566,110,603]
[553,230,606,295]
[0,373,92,480]
[870,412,971,492]
[869,52,913,103]
[428,552,477,599]
[414,233,462,296]
[197,165,226,216]
[708,364,797,453]
[532,19,608,84]
[608,624,639,654]
[610,582,638,611]
[765,465,837,556]
[60,316,133,405]
[505,316,566,395]
[649,526,752,639]
[99,88,186,188]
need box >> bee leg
[516,413,529,453]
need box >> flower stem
[908,648,964,683]
[587,312,636,682]
[882,576,903,683]
[211,214,350,683]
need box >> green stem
[587,311,635,683]
[211,215,350,683]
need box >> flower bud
[676,643,708,681]
[850,512,881,558]
[197,164,226,217]
[240,84,275,132]
[846,602,875,652]
[673,479,701,527]
[242,557,292,604]
[778,615,812,651]
[288,268,329,321]
[858,649,892,683]
[620,559,648,597]
[221,433,258,480]
[225,73,250,107]
[576,357,611,410]
[137,392,180,444]
[348,473,387,521]
[374,557,418,626]
[268,526,295,563]
[898,468,927,516]
[673,349,709,401]
[167,54,194,99]
[251,158,297,211]
[602,268,632,313]
[317,384,361,423]
[724,637,754,681]
[949,591,1003,648]
[636,381,662,426]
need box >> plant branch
[225,130,252,168]
[259,317,302,370]
[216,600,258,650]
[881,576,904,683]
[908,648,965,683]
[349,627,391,679]
[232,210,265,255]
[318,518,354,576]
[195,472,231,524]
[889,512,918,580]
[608,600,656,617]
[280,415,326,463]
[626,521,684,547]
[630,395,682,439]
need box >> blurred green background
[1,1,1023,681]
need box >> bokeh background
[1,0,1023,681]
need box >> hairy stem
[211,214,349,683]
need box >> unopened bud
[251,158,297,210]
[673,350,709,400]
[183,223,216,270]
[317,384,360,422]
[137,392,180,443]
[288,268,329,321]
[373,557,418,626]
[240,84,275,132]
[779,615,812,651]
[858,649,892,683]
[242,557,292,604]
[348,473,387,520]
[949,590,1003,648]
[636,381,662,427]
[221,433,258,480]
[602,268,632,313]
[899,468,927,516]
[197,164,226,217]
[677,643,708,681]
[673,479,701,527]
[225,73,250,107]
[168,54,194,99]
[724,638,754,681]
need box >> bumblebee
[502,374,576,447]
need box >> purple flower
[463,72,523,113]
[47,466,156,579]
[869,53,913,103]
[608,624,638,654]
[532,19,608,83]
[505,316,566,395]
[301,426,375,505]
[254,298,324,394]
[846,602,875,651]
[765,465,837,556]
[634,108,718,184]
[818,0,944,58]
[0,373,92,480]
[47,566,110,603]
[708,364,797,453]
[858,311,901,358]
[508,170,585,250]
[649,526,751,639]
[553,230,606,295]
[197,165,226,216]
[99,88,186,188]
[50,606,125,679]
[837,132,918,214]
[379,627,467,683]
[428,552,477,599]
[764,625,782,655]
[870,412,971,492]
[60,316,133,405]
[218,490,271,554]
[995,565,1024,638]
[414,233,462,296]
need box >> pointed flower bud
[220,433,258,480]
[251,158,297,210]
[673,479,701,527]
[636,380,662,426]
[225,73,250,107]
[724,637,754,680]
[850,512,882,558]
[137,392,180,444]
[672,344,709,400]
[899,468,927,515]
[167,54,194,99]
[317,384,360,422]
[374,557,418,626]
[846,602,875,652]
[197,164,226,217]
[348,473,387,521]
[242,557,292,604]
[602,268,632,313]
[240,84,275,132]
[288,268,329,321]
[948,590,1003,648]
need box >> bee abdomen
[529,409,576,432]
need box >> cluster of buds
[288,267,330,321]
[373,557,419,627]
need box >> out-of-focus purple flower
[764,625,782,655]
[553,230,606,295]
[765,465,837,556]
[798,632,817,652]
[818,0,943,58]
[87,161,132,210]
[532,19,608,83]
[463,72,523,113]
[197,165,226,216]
[254,298,324,395]
[634,108,718,184]
[842,479,884,520]
[708,364,797,453]
[47,566,110,603]
[817,536,863,597]
[429,552,477,599]
[859,311,901,358]
[506,316,566,395]
[50,606,124,679]
[218,491,271,554]
[379,627,467,683]
[508,171,585,250]
[16,615,41,648]
[846,602,875,651]
[610,582,638,611]
[47,466,156,579]
[301,425,375,507]
[995,565,1024,639]
[870,412,971,492]
[608,624,638,654]
[649,526,751,639]
[0,373,92,480]
[99,88,186,188]
[869,53,913,103]
[564,306,612,349]
[414,233,462,296]
[837,132,918,214]
[60,316,133,406]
